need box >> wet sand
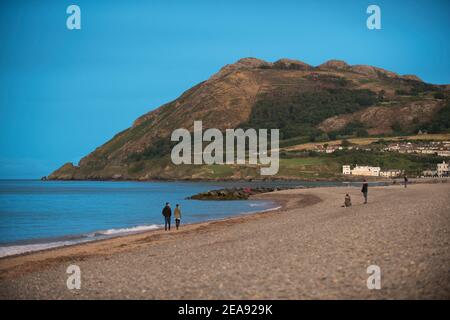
[0,183,449,299]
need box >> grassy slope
[194,134,450,180]
[51,133,449,180]
[283,133,450,151]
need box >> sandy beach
[0,183,449,299]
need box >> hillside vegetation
[48,58,450,181]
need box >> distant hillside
[48,58,450,180]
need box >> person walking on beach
[404,175,408,188]
[361,179,368,204]
[174,204,181,230]
[162,202,172,231]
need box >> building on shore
[342,165,351,175]
[351,165,381,177]
[342,165,403,178]
[342,165,381,177]
[422,169,438,177]
[423,161,449,177]
[379,169,402,178]
[437,161,449,177]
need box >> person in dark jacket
[361,179,368,204]
[162,202,172,231]
[404,175,408,188]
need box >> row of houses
[343,161,450,178]
[315,145,370,154]
[342,165,402,177]
[315,141,450,157]
[384,141,450,157]
[315,145,342,153]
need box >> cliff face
[48,57,449,180]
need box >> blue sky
[1,0,449,178]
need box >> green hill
[48,58,450,180]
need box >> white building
[437,161,449,177]
[342,165,381,177]
[352,165,381,177]
[379,169,402,178]
[342,165,351,175]
[422,169,437,177]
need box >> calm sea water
[0,180,348,257]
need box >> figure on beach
[404,175,408,188]
[162,202,172,231]
[343,194,352,207]
[174,204,181,230]
[361,179,368,204]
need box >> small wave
[239,205,282,215]
[0,239,92,258]
[257,206,282,213]
[249,202,266,207]
[0,224,162,258]
[92,224,161,236]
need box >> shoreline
[0,198,282,260]
[43,176,450,183]
[0,181,371,260]
[0,193,301,279]
[1,182,449,298]
[1,178,448,265]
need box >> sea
[0,179,352,257]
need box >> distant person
[174,204,181,230]
[404,175,408,188]
[342,194,352,207]
[361,179,368,204]
[162,202,172,231]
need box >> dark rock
[188,186,297,200]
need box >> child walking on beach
[174,204,181,230]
